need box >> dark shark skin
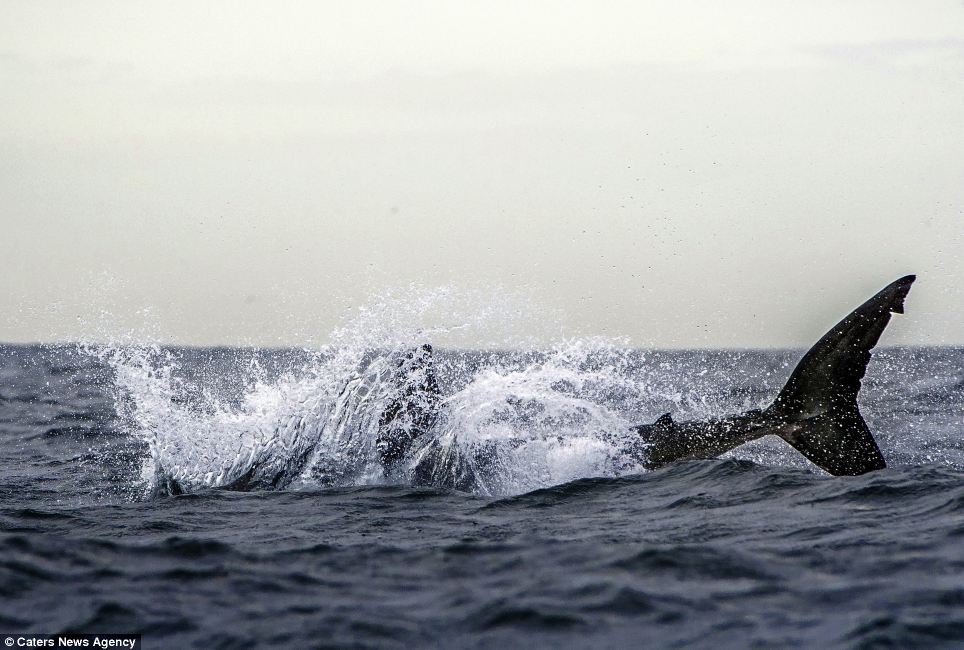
[393,275,916,483]
[626,275,915,476]
[376,344,440,470]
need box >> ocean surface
[1,341,962,648]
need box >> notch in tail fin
[768,275,915,475]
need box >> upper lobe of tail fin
[769,275,915,475]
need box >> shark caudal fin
[767,275,915,475]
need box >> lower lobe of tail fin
[779,409,886,476]
[768,275,915,475]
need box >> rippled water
[1,342,962,648]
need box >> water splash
[415,338,648,496]
[86,286,679,498]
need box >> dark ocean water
[1,343,962,648]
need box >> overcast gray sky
[2,1,962,348]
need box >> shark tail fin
[766,275,915,475]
